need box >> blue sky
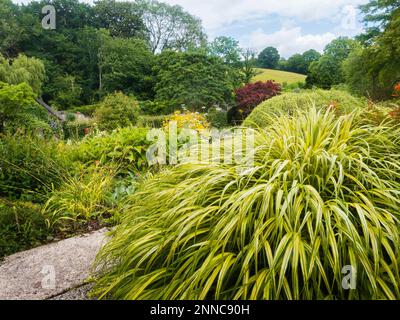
[162,0,369,57]
[13,0,370,58]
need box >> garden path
[0,228,108,300]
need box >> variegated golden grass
[92,107,400,300]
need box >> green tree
[285,54,307,74]
[285,49,321,75]
[0,82,50,134]
[358,0,400,43]
[17,0,96,104]
[306,37,359,88]
[257,47,280,69]
[307,55,342,89]
[209,36,242,67]
[0,54,45,95]
[154,51,234,110]
[137,0,207,53]
[344,9,400,99]
[49,75,82,109]
[93,0,147,39]
[0,0,23,57]
[324,37,359,61]
[302,49,321,68]
[99,36,155,99]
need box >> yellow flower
[163,111,210,131]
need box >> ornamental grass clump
[92,107,400,300]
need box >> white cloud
[244,27,336,57]
[162,0,369,31]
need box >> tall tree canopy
[0,0,23,57]
[208,36,242,67]
[99,35,155,99]
[358,0,400,44]
[153,51,235,110]
[257,47,280,69]
[0,54,45,95]
[137,0,207,53]
[344,8,400,99]
[306,37,359,88]
[93,0,147,38]
[0,0,211,107]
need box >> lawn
[252,68,306,84]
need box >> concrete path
[0,228,108,300]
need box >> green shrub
[243,89,367,128]
[139,100,176,116]
[92,108,400,300]
[137,115,168,128]
[0,135,72,202]
[206,107,228,128]
[0,199,50,258]
[70,127,150,172]
[69,104,99,117]
[94,92,140,131]
[0,82,53,135]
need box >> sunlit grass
[252,68,306,84]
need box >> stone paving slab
[0,228,108,300]
[50,283,94,300]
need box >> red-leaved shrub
[234,81,281,118]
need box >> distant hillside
[252,68,306,85]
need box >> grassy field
[252,68,306,84]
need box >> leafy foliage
[358,0,400,44]
[49,75,82,109]
[343,9,400,100]
[92,108,400,299]
[306,38,360,89]
[206,107,228,128]
[0,0,23,57]
[281,50,321,75]
[360,99,400,126]
[139,100,176,115]
[154,51,235,110]
[0,82,52,134]
[0,54,45,95]
[63,118,96,140]
[99,36,154,99]
[257,47,280,69]
[70,127,150,172]
[0,199,50,258]
[0,135,72,202]
[138,0,207,53]
[93,0,147,39]
[233,81,282,120]
[208,36,242,67]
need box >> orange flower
[393,82,400,96]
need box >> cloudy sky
[13,0,369,57]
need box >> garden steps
[0,228,108,300]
